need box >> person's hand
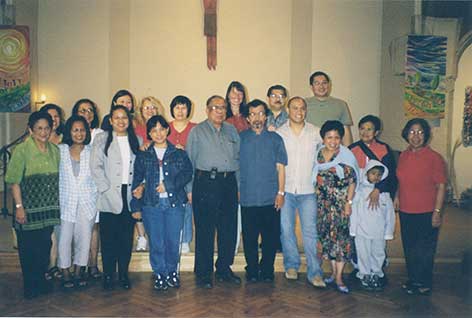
[132,184,145,199]
[139,141,151,151]
[132,212,142,220]
[368,188,380,210]
[267,125,276,132]
[343,203,352,217]
[175,143,185,150]
[156,182,166,193]
[432,211,442,228]
[274,194,284,210]
[15,206,26,224]
[187,192,192,205]
[393,196,400,212]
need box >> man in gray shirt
[186,95,241,288]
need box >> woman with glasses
[395,118,446,295]
[72,98,104,280]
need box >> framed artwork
[463,86,472,147]
[0,26,30,113]
[403,35,447,119]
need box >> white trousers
[58,205,95,268]
[354,235,386,278]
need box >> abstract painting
[463,86,472,147]
[0,26,30,113]
[403,35,447,119]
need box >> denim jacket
[130,142,193,212]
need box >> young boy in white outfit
[350,160,395,291]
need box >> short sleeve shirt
[305,96,353,127]
[239,129,287,207]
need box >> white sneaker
[181,243,190,254]
[136,236,147,251]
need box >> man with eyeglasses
[266,85,289,132]
[276,96,326,288]
[186,95,241,289]
[239,99,287,283]
[306,71,353,145]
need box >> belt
[196,169,235,178]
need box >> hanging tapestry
[403,35,447,119]
[0,26,30,113]
[463,86,472,147]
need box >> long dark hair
[225,81,247,118]
[111,89,135,113]
[72,98,100,129]
[104,105,139,156]
[62,115,91,146]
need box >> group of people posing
[5,71,446,299]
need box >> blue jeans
[280,192,323,280]
[182,202,193,244]
[142,198,185,275]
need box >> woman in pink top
[395,118,446,296]
[168,95,196,253]
[224,81,249,133]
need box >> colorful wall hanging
[0,26,30,113]
[203,0,217,70]
[403,35,447,119]
[463,86,472,147]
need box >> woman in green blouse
[5,111,61,299]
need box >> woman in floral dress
[312,120,359,294]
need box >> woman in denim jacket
[131,115,193,291]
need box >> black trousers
[99,185,135,277]
[241,205,278,278]
[399,211,439,288]
[193,172,238,277]
[16,226,53,297]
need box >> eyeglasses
[248,111,266,118]
[408,130,424,135]
[269,94,286,99]
[210,105,226,112]
[78,109,93,114]
[313,81,328,86]
[143,105,157,111]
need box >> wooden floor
[0,264,470,317]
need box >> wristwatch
[15,203,23,208]
[277,191,285,196]
[434,208,441,214]
[347,199,353,205]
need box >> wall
[311,0,383,139]
[37,0,111,117]
[451,44,472,195]
[129,0,292,122]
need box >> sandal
[45,266,62,280]
[324,276,336,285]
[75,267,88,287]
[87,266,102,280]
[336,284,350,294]
[417,287,432,296]
[62,279,75,289]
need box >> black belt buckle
[210,167,217,180]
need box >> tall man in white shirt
[277,96,325,287]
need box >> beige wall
[129,0,292,122]
[37,0,111,117]
[311,0,383,138]
[451,44,472,195]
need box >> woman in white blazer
[57,116,97,288]
[90,105,140,290]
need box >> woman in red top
[168,95,196,253]
[395,118,446,295]
[224,81,249,133]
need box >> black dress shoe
[216,270,241,285]
[197,275,213,289]
[103,275,114,290]
[119,275,131,290]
